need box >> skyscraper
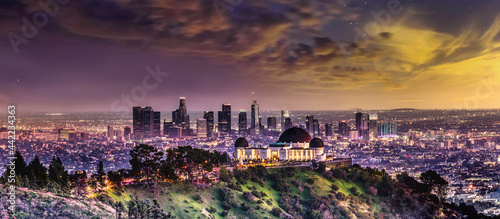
[325,123,333,137]
[238,110,247,135]
[306,115,314,133]
[338,121,348,136]
[378,123,398,136]
[313,119,320,136]
[368,113,378,139]
[132,106,156,139]
[284,118,292,130]
[251,100,259,133]
[267,117,277,130]
[281,110,290,131]
[163,120,173,136]
[153,111,161,137]
[203,111,214,137]
[172,97,189,127]
[355,112,363,136]
[218,104,231,135]
[197,119,207,138]
[107,125,113,138]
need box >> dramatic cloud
[1,0,499,111]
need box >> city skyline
[1,0,500,111]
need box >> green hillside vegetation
[3,145,497,218]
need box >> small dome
[309,138,324,148]
[235,137,249,148]
[278,127,312,143]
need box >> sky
[1,0,500,112]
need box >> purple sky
[1,0,500,112]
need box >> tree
[48,157,70,195]
[219,166,233,183]
[96,161,106,186]
[26,156,48,189]
[129,144,164,186]
[70,171,88,198]
[420,170,448,200]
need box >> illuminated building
[203,111,214,137]
[306,115,313,133]
[218,104,231,135]
[355,112,363,136]
[235,127,326,162]
[251,100,259,134]
[281,110,289,131]
[338,121,348,136]
[132,106,156,139]
[238,110,247,135]
[197,119,207,138]
[368,113,378,140]
[325,123,333,137]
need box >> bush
[207,206,217,214]
[251,190,262,198]
[271,207,282,216]
[368,186,378,196]
[306,177,317,184]
[243,192,255,201]
[331,184,339,192]
[336,192,346,201]
[350,187,360,196]
[221,210,229,217]
[219,166,233,183]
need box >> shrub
[306,177,317,184]
[331,184,339,192]
[350,187,360,196]
[336,192,346,201]
[251,190,262,198]
[368,186,378,196]
[243,192,255,202]
[271,207,282,216]
[207,206,217,214]
[221,210,229,217]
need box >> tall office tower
[153,111,161,137]
[251,100,259,133]
[284,118,292,130]
[238,110,247,135]
[133,106,144,138]
[124,126,131,138]
[172,97,189,127]
[281,110,290,131]
[313,119,320,136]
[197,119,207,138]
[267,117,277,130]
[355,111,363,136]
[338,121,348,136]
[203,111,214,137]
[218,104,231,135]
[325,123,333,136]
[163,120,173,136]
[368,113,378,139]
[306,115,314,133]
[107,125,113,138]
[132,106,155,139]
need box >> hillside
[3,166,490,219]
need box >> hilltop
[4,165,493,218]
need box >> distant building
[238,110,247,135]
[107,125,113,138]
[163,120,173,136]
[58,127,76,142]
[378,123,398,136]
[197,119,207,138]
[338,121,348,136]
[251,100,259,134]
[281,110,289,131]
[284,118,292,130]
[172,97,190,132]
[203,111,214,137]
[153,111,161,137]
[325,123,333,137]
[355,112,363,136]
[218,104,231,135]
[306,115,313,133]
[368,113,378,139]
[124,126,131,137]
[313,119,320,136]
[132,106,157,139]
[267,116,277,130]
